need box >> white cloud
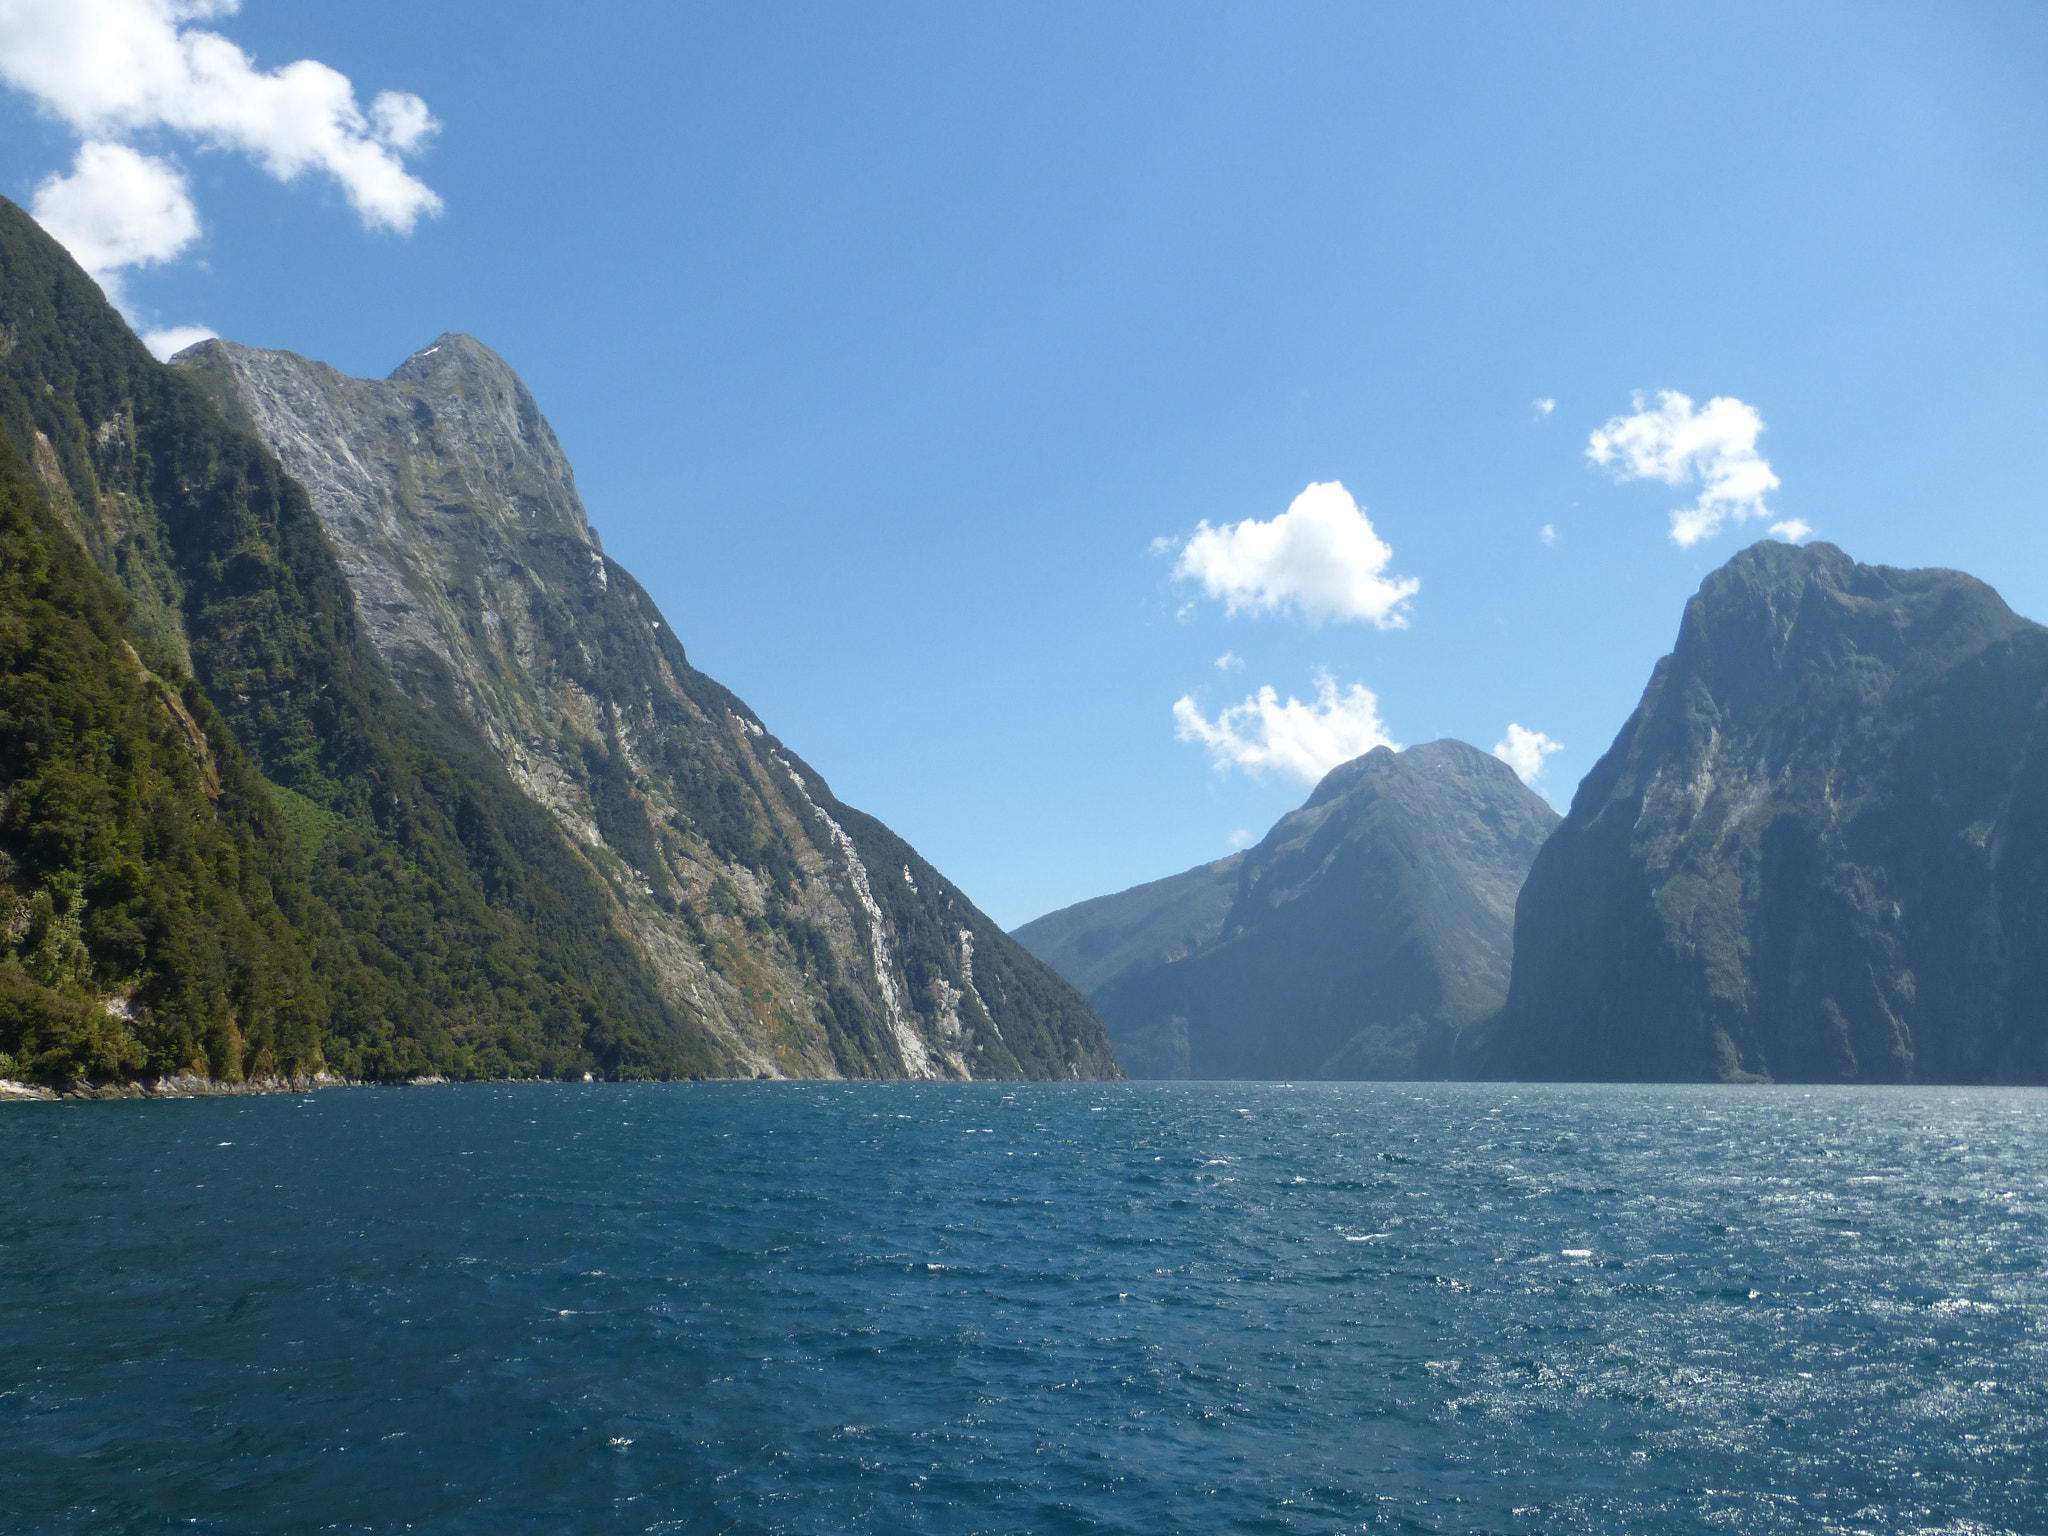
[140,322,217,360]
[1532,397,1556,418]
[1173,481,1418,628]
[29,141,198,300]
[369,88,436,153]
[1214,651,1243,672]
[0,0,441,231]
[1173,672,1396,784]
[0,0,440,337]
[1493,723,1563,785]
[1226,828,1255,851]
[1769,518,1813,543]
[1540,522,1557,546]
[1586,389,1781,547]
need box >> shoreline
[0,1070,364,1102]
[0,1071,700,1101]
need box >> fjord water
[2,1084,2041,1535]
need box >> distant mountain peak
[1303,737,1521,811]
[1017,737,1559,1079]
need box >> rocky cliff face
[1482,541,2048,1084]
[177,335,1114,1082]
[1017,740,1559,1078]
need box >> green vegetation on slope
[1012,855,1244,1000]
[833,800,1121,1081]
[0,195,723,1085]
[0,438,328,1082]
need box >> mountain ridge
[1477,539,2048,1084]
[175,330,1116,1082]
[0,194,1113,1086]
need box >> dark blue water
[2,1082,2043,1534]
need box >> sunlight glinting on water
[1,1080,2041,1534]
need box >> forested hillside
[0,196,1114,1086]
[0,197,717,1083]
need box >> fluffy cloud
[1173,481,1418,628]
[1532,397,1556,419]
[29,141,198,293]
[1493,723,1563,785]
[29,147,219,363]
[0,0,440,337]
[1586,389,1782,547]
[1769,518,1813,543]
[1173,673,1396,783]
[0,0,441,231]
[139,323,217,361]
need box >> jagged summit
[0,188,1111,1086]
[390,331,506,377]
[1483,539,2048,1084]
[0,194,717,1085]
[1659,539,2019,707]
[174,331,1116,1081]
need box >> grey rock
[1481,540,2048,1084]
[177,334,1115,1082]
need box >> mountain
[1015,740,1560,1078]
[1478,541,2048,1085]
[0,193,1114,1085]
[1009,854,1245,1003]
[173,333,1114,1083]
[0,198,675,1087]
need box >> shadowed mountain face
[1016,740,1559,1079]
[1481,541,2048,1085]
[174,334,1115,1083]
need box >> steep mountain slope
[1011,853,1243,1000]
[0,192,1109,1085]
[175,334,1115,1082]
[1017,740,1559,1078]
[1481,541,2048,1084]
[0,194,717,1083]
[0,436,327,1084]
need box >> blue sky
[3,2,2044,927]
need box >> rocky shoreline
[0,1071,632,1102]
[0,1071,360,1102]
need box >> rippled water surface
[2,1082,2044,1534]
